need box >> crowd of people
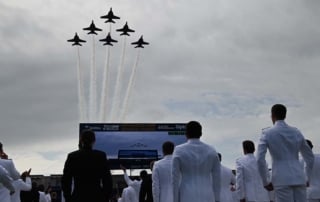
[0,142,52,202]
[1,103,320,202]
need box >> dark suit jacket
[61,147,113,202]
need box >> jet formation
[67,33,86,46]
[68,8,149,47]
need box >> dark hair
[80,130,96,147]
[271,104,287,120]
[186,121,202,138]
[306,139,313,149]
[0,142,2,152]
[242,140,255,154]
[218,153,222,162]
[140,170,148,179]
[162,141,174,155]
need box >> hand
[27,168,32,176]
[21,168,32,179]
[264,183,274,191]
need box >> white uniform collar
[187,138,201,143]
[163,154,173,160]
[274,120,287,126]
[245,153,255,157]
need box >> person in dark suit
[139,170,153,202]
[61,130,113,202]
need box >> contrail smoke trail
[120,50,141,122]
[76,47,87,121]
[99,24,113,122]
[89,35,97,122]
[100,45,111,122]
[110,36,127,122]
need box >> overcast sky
[1,0,320,175]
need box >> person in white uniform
[0,142,21,202]
[218,153,236,202]
[172,121,221,202]
[306,140,320,202]
[121,185,137,202]
[257,104,314,202]
[121,165,141,202]
[152,141,174,202]
[0,142,20,180]
[236,140,270,202]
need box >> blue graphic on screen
[94,131,186,159]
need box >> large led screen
[79,123,187,169]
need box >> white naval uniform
[121,186,137,202]
[257,120,314,202]
[123,172,141,202]
[152,155,173,202]
[0,165,15,202]
[236,153,270,202]
[0,159,20,202]
[172,139,221,202]
[307,153,320,202]
[220,164,236,202]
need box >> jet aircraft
[67,33,86,46]
[100,7,120,23]
[83,20,102,35]
[99,32,118,46]
[131,36,149,48]
[116,22,135,36]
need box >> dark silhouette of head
[80,130,96,149]
[140,170,148,180]
[306,139,313,150]
[38,184,45,192]
[186,121,202,139]
[162,141,174,156]
[0,142,8,159]
[271,104,287,124]
[242,140,255,154]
